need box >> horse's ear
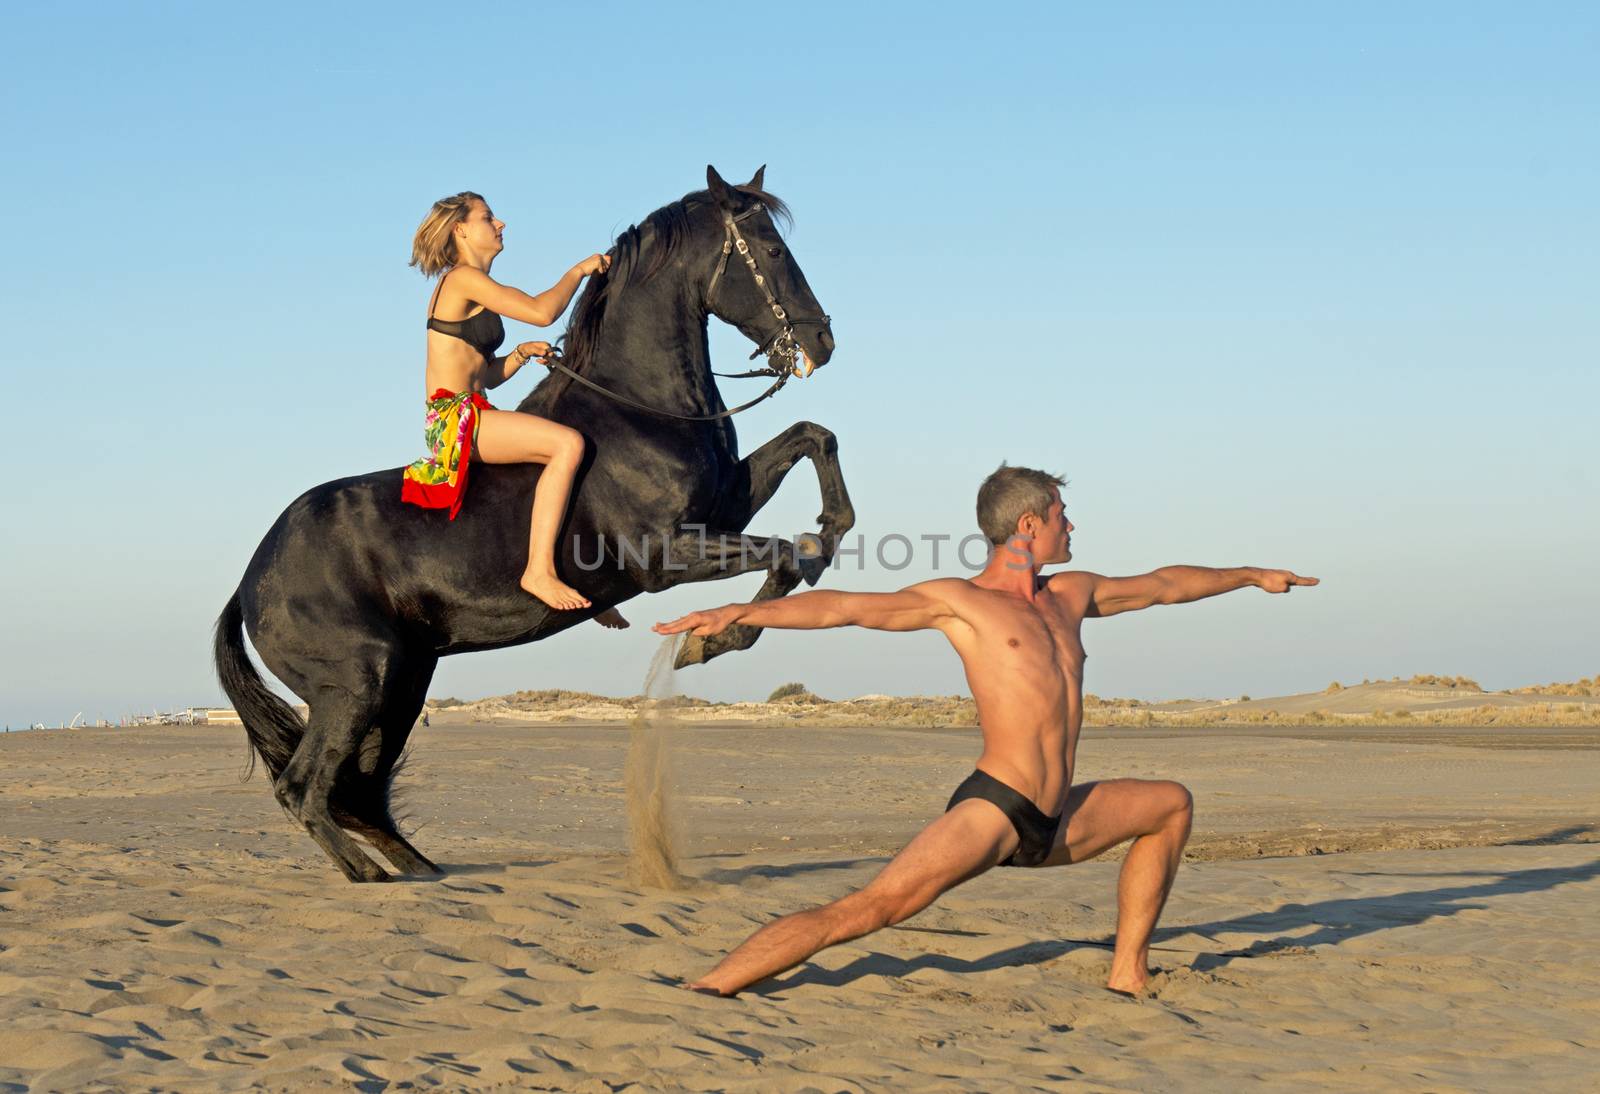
[746,164,766,191]
[706,165,735,208]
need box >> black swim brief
[945,768,1062,868]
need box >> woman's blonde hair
[410,191,486,277]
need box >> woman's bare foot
[519,572,590,611]
[593,607,630,629]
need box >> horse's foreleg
[650,530,808,590]
[640,530,805,668]
[673,563,812,667]
[670,422,856,668]
[712,421,856,571]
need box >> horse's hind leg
[339,658,442,877]
[356,822,438,877]
[274,683,392,883]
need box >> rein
[539,346,791,423]
[540,202,824,424]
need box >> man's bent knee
[1162,781,1194,830]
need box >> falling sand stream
[625,637,691,889]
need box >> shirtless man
[653,464,1317,997]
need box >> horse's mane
[540,184,791,406]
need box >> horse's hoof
[798,555,827,587]
[793,534,828,586]
[679,625,760,666]
[674,634,708,669]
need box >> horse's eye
[767,247,783,258]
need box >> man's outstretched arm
[1057,567,1318,618]
[653,582,958,638]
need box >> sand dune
[1167,677,1600,718]
[2,722,1596,1090]
[409,675,1600,730]
[199,674,1600,733]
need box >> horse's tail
[213,591,303,783]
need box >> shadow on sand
[432,859,557,877]
[697,857,889,885]
[1179,856,1600,971]
[1502,823,1599,846]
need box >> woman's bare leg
[474,408,590,611]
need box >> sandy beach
[2,719,1596,1091]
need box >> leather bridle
[539,202,828,424]
[708,203,831,376]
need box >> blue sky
[2,3,1596,727]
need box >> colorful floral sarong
[400,389,495,519]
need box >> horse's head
[703,165,835,370]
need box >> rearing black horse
[214,166,855,882]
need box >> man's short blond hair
[976,464,1067,545]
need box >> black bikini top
[426,270,505,359]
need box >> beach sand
[2,721,1596,1091]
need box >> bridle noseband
[539,201,828,424]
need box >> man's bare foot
[519,572,591,611]
[593,607,630,630]
[681,979,734,997]
[1106,968,1148,995]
